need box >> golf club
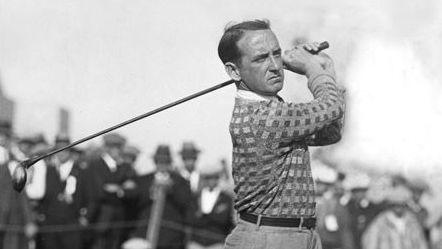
[12,41,329,192]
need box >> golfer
[219,19,345,249]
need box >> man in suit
[178,142,201,194]
[0,121,36,249]
[38,134,86,249]
[123,145,192,249]
[189,163,234,249]
[315,172,355,249]
[85,133,136,249]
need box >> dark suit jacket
[191,191,234,246]
[38,161,85,225]
[0,161,33,249]
[83,155,135,228]
[129,171,192,247]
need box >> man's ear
[225,62,241,81]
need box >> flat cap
[103,133,126,147]
[123,145,141,157]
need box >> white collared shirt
[102,153,117,172]
[236,89,282,102]
[25,160,47,200]
[0,146,9,165]
[59,159,74,181]
[180,169,200,193]
[200,187,221,214]
[386,211,407,234]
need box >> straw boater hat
[153,145,172,164]
[179,142,200,159]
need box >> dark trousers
[90,204,125,249]
[91,228,123,249]
[158,246,186,249]
[0,232,3,249]
[40,231,81,249]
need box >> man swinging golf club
[11,18,340,249]
[219,19,345,249]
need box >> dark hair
[218,19,271,64]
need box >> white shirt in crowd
[25,160,47,200]
[200,187,221,214]
[102,153,117,172]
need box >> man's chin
[271,81,284,92]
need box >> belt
[239,212,316,229]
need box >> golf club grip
[316,41,329,52]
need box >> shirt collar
[59,160,74,181]
[236,89,283,102]
[102,153,117,172]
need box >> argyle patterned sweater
[230,74,345,218]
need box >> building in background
[1,80,70,139]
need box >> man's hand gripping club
[283,42,335,79]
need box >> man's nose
[269,55,282,71]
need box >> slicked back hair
[218,19,271,65]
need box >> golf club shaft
[29,79,235,165]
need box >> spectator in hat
[123,145,141,166]
[189,163,234,249]
[84,132,136,249]
[37,134,88,249]
[362,185,428,249]
[178,142,201,193]
[123,145,192,249]
[346,186,379,249]
[342,174,384,249]
[15,134,49,202]
[315,169,355,249]
[0,122,37,249]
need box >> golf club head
[12,158,37,192]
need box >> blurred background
[1,0,442,248]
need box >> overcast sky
[1,0,441,180]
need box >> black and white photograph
[1,0,441,249]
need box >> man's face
[156,161,171,173]
[56,150,71,164]
[236,29,284,96]
[182,157,197,172]
[105,145,122,162]
[203,175,219,190]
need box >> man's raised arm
[257,43,345,142]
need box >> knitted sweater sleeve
[257,74,345,142]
